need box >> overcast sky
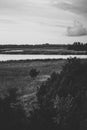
[0,0,87,44]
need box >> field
[0,59,66,113]
[0,58,87,130]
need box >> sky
[0,0,87,44]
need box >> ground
[0,59,66,114]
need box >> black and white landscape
[0,0,87,130]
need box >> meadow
[0,59,65,112]
[0,58,87,130]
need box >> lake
[0,54,87,61]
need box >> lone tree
[29,68,40,79]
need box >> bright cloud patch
[66,21,87,36]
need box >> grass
[0,59,66,112]
[0,58,87,115]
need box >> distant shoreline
[0,43,87,55]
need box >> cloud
[66,21,87,36]
[0,0,56,20]
[0,0,48,11]
[51,0,87,16]
[0,0,23,10]
[0,0,50,24]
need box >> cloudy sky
[0,0,87,44]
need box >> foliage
[0,58,87,130]
[29,68,40,79]
[68,42,87,51]
[0,87,28,130]
[31,58,87,130]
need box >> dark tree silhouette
[29,68,40,79]
[68,42,87,51]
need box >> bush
[29,68,40,79]
[0,87,28,130]
[31,58,87,130]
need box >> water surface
[0,54,87,61]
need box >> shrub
[29,68,40,79]
[0,87,28,130]
[31,58,87,130]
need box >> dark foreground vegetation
[0,58,87,130]
[0,42,87,54]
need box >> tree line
[68,42,87,51]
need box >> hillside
[0,58,87,130]
[31,58,87,130]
